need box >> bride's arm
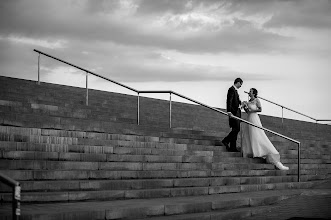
[241,101,249,113]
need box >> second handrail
[244,91,331,125]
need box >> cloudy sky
[0,0,330,123]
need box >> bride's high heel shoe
[275,162,289,170]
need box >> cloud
[263,0,331,30]
[40,66,87,87]
[0,0,329,86]
[0,0,293,55]
[0,38,38,80]
[1,35,66,49]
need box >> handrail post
[13,184,21,220]
[281,107,284,127]
[169,93,172,128]
[137,93,140,125]
[240,123,243,157]
[297,142,301,182]
[86,72,89,106]
[315,120,318,132]
[37,53,40,85]
[1,173,21,220]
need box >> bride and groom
[221,78,289,170]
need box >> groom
[222,78,243,152]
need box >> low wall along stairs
[0,76,330,220]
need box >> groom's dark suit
[223,85,241,151]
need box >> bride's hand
[241,101,249,112]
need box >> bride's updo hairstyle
[251,88,258,98]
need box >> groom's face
[235,82,242,89]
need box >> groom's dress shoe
[222,140,230,150]
[228,146,239,152]
[230,148,240,152]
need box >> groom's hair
[251,88,258,98]
[234,78,243,84]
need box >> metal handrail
[0,173,21,220]
[244,91,331,125]
[33,49,301,181]
[33,49,138,93]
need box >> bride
[241,88,289,171]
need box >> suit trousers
[224,111,241,150]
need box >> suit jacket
[226,86,241,117]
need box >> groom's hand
[227,112,233,117]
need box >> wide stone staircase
[0,76,330,220]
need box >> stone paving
[244,180,331,220]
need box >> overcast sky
[0,0,330,123]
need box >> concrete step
[0,160,212,170]
[0,166,292,179]
[0,125,226,141]
[0,125,224,145]
[0,169,214,181]
[0,99,226,133]
[133,205,276,220]
[0,82,137,108]
[0,141,217,157]
[0,179,306,203]
[1,110,226,143]
[0,102,137,123]
[2,149,282,164]
[0,139,227,154]
[0,164,299,182]
[0,133,215,150]
[0,111,170,136]
[0,182,327,220]
[4,128,321,157]
[0,162,296,180]
[282,158,331,164]
[1,155,285,172]
[279,148,331,156]
[0,175,296,193]
[286,130,331,141]
[288,163,331,173]
[0,152,213,163]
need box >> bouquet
[241,101,249,113]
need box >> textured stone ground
[244,180,331,220]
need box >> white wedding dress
[242,98,289,170]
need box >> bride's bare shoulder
[255,98,262,107]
